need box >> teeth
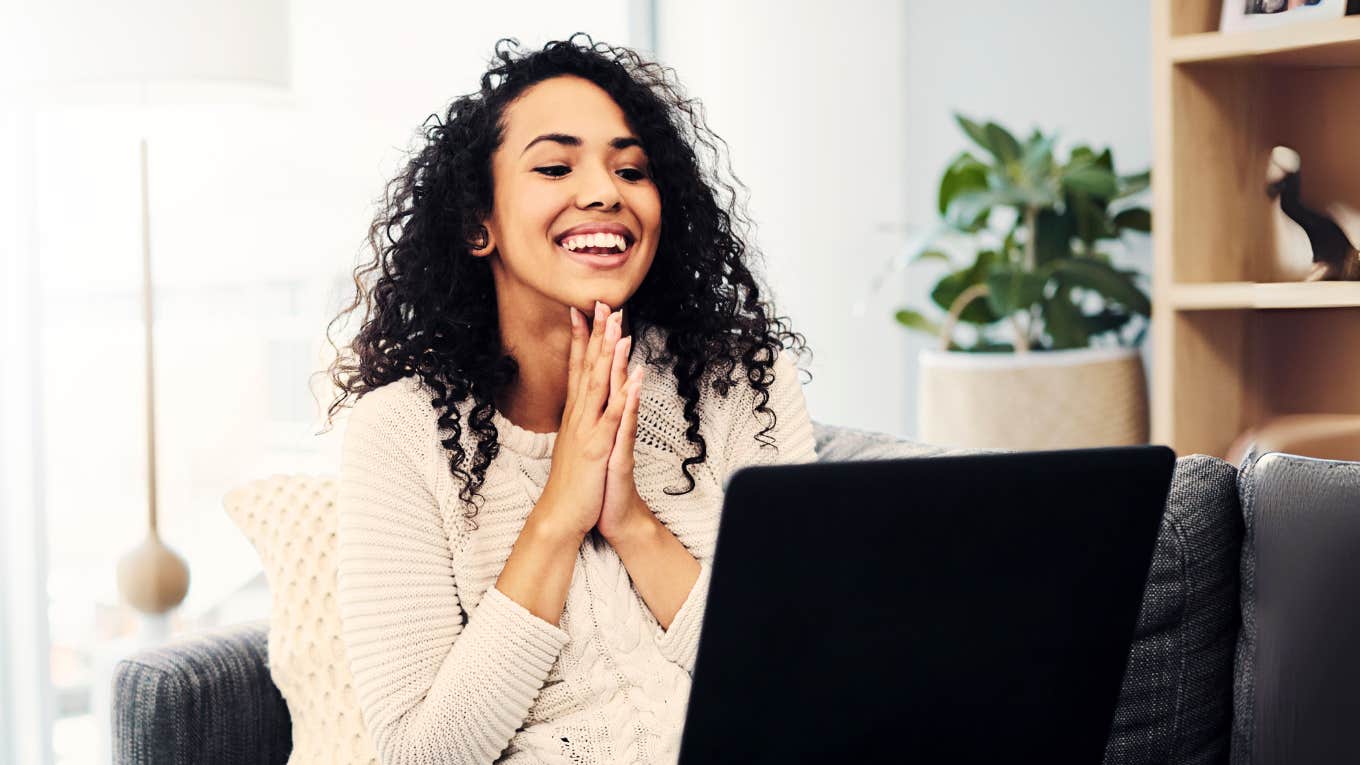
[561,232,627,252]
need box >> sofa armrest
[112,619,291,765]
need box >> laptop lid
[678,445,1175,764]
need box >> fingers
[565,306,586,409]
[608,365,645,434]
[572,300,610,424]
[610,334,631,399]
[588,309,622,416]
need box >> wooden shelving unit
[1152,2,1360,458]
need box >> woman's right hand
[534,300,632,541]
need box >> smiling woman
[319,34,818,765]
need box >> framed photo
[1220,0,1360,32]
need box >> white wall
[901,0,1154,437]
[656,0,912,435]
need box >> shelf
[1168,281,1360,310]
[1171,16,1360,67]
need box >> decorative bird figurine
[1266,146,1360,282]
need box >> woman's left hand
[596,340,649,543]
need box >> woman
[325,34,817,765]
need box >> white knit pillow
[224,473,380,765]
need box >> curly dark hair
[319,33,809,528]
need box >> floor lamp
[20,1,292,620]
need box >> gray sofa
[111,423,1360,764]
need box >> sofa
[111,422,1360,764]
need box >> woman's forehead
[504,76,633,145]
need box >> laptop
[677,444,1176,764]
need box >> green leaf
[1112,207,1152,233]
[1052,258,1152,316]
[1062,162,1119,199]
[1020,132,1055,186]
[954,114,993,155]
[1083,308,1134,335]
[1069,145,1097,165]
[984,265,1046,316]
[1041,287,1090,350]
[985,122,1022,165]
[1034,208,1076,265]
[1116,170,1151,198]
[894,308,943,338]
[938,152,990,219]
[931,250,1002,324]
[945,188,1029,230]
[1068,192,1117,247]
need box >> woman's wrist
[524,508,587,551]
[602,498,660,553]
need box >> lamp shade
[14,0,291,105]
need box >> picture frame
[1220,0,1360,33]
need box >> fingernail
[595,300,605,322]
[569,306,579,327]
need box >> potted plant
[895,114,1153,450]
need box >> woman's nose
[576,164,622,210]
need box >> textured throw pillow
[1102,454,1241,765]
[224,474,379,765]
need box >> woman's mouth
[556,238,633,269]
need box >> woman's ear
[467,223,496,258]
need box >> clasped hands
[540,299,652,546]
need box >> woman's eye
[533,165,648,182]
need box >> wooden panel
[1170,311,1252,457]
[1170,64,1268,283]
[1152,0,1177,449]
[1171,0,1223,37]
[1258,308,1360,415]
[1170,282,1360,309]
[1172,16,1360,66]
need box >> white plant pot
[917,346,1149,451]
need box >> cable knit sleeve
[653,347,818,674]
[336,380,571,765]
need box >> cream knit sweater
[336,324,818,765]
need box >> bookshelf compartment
[1165,308,1360,457]
[1169,63,1360,285]
[1250,307,1360,418]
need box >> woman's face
[474,74,662,324]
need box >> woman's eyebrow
[521,133,643,156]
